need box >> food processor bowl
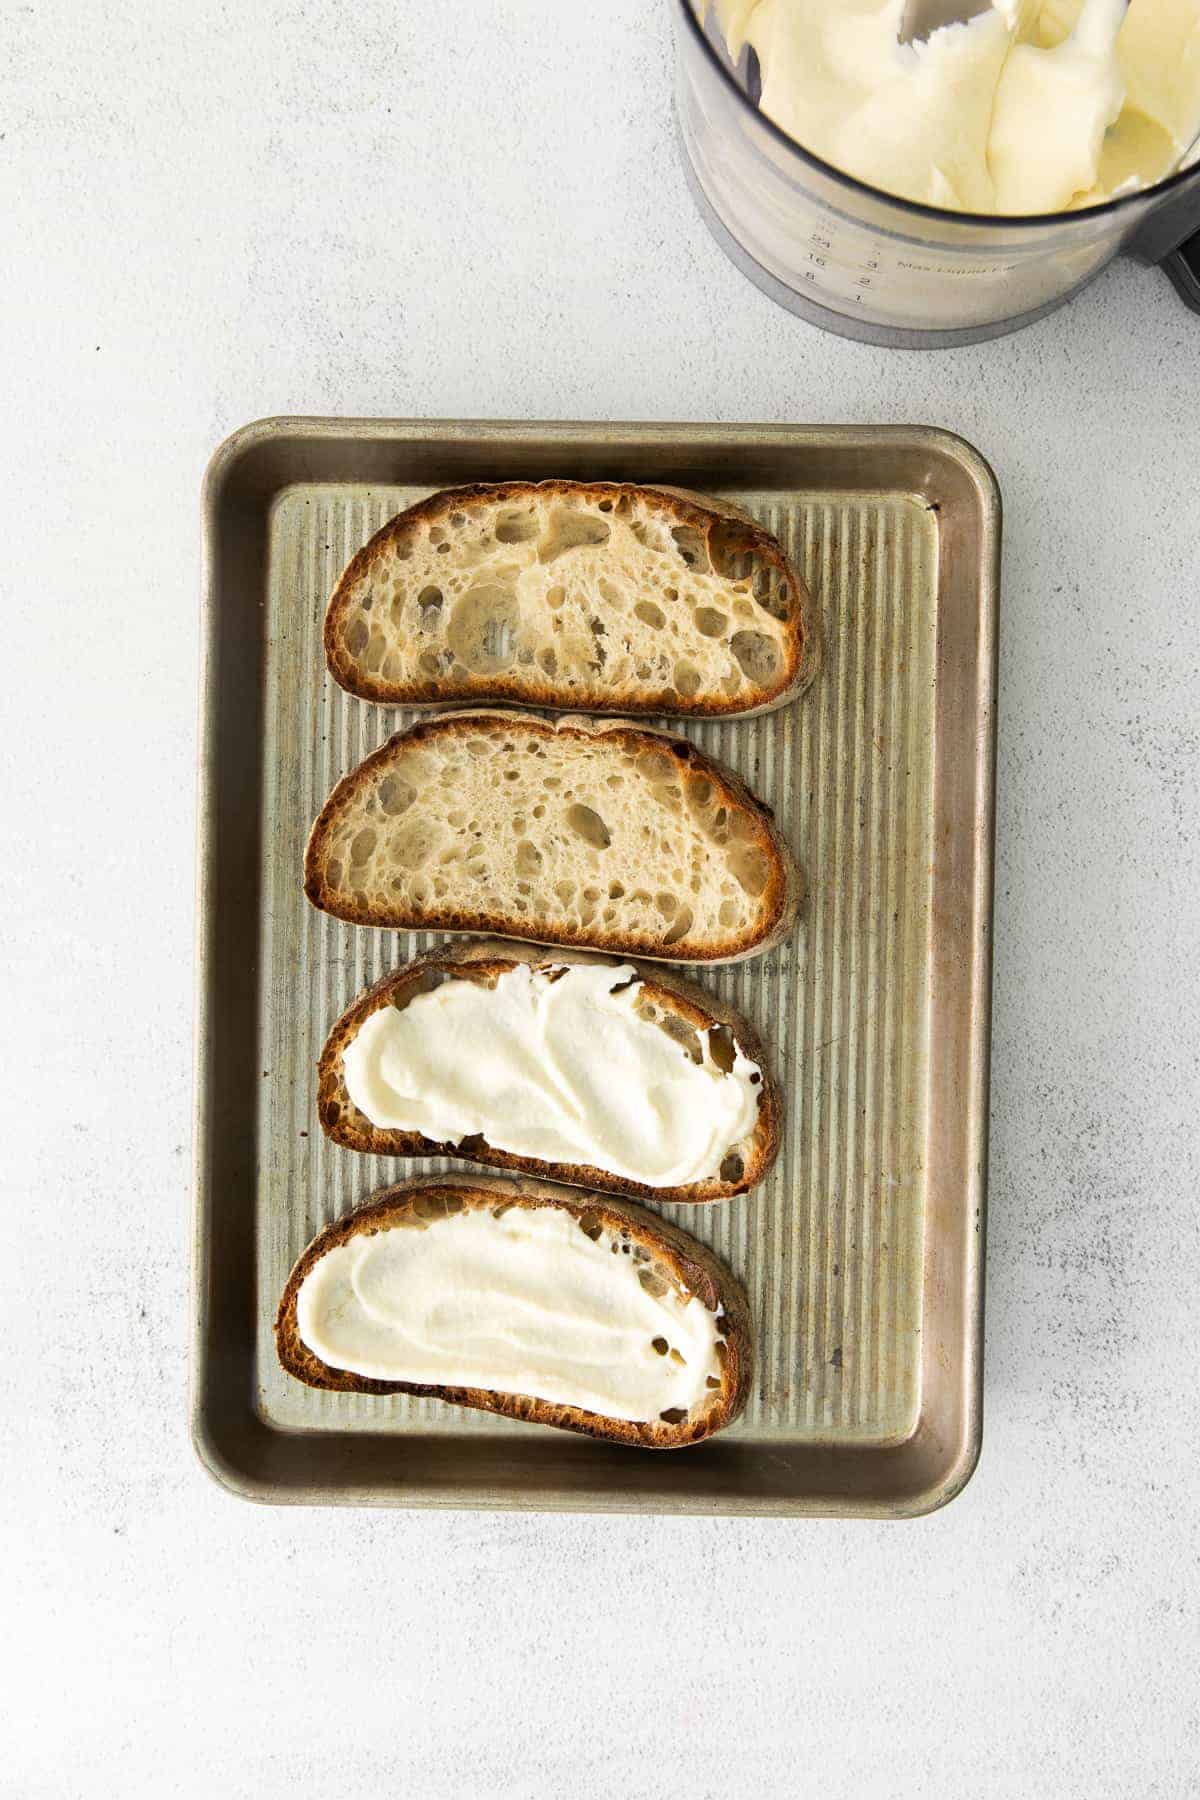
[673,0,1200,347]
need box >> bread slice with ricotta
[274,1176,752,1448]
[318,939,780,1204]
[303,707,802,963]
[324,480,818,717]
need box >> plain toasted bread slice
[317,939,781,1203]
[303,708,802,963]
[274,1176,752,1448]
[324,480,819,717]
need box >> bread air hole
[578,1213,604,1242]
[538,509,611,563]
[634,600,664,630]
[661,905,694,947]
[694,606,727,638]
[754,563,791,621]
[565,803,611,850]
[345,616,369,657]
[417,586,443,629]
[670,525,709,571]
[413,1191,464,1221]
[350,827,376,865]
[651,1336,669,1356]
[729,843,770,898]
[635,749,675,787]
[515,840,542,876]
[707,1025,737,1074]
[639,1268,669,1299]
[673,661,701,698]
[446,585,520,674]
[686,773,713,812]
[378,775,415,816]
[720,1152,745,1184]
[660,1408,689,1425]
[718,898,739,928]
[659,1011,702,1063]
[731,629,779,685]
[494,509,539,544]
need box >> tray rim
[193,415,999,1518]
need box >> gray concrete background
[2,2,1197,1794]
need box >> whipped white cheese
[716,0,1200,215]
[341,962,763,1187]
[295,1204,725,1421]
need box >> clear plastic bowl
[674,0,1200,346]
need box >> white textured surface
[1,1,1198,1794]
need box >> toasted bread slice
[274,1176,752,1448]
[317,939,780,1203]
[303,708,802,963]
[324,480,819,717]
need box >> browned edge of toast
[302,708,804,964]
[273,1174,754,1449]
[316,938,781,1203]
[324,480,820,717]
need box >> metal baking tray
[194,418,998,1515]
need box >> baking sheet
[194,418,998,1514]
